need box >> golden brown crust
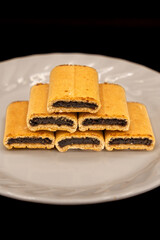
[27,83,77,133]
[104,102,155,151]
[47,65,101,113]
[3,101,55,149]
[79,83,130,131]
[55,130,104,152]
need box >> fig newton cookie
[27,83,77,133]
[3,101,55,149]
[55,130,104,152]
[79,83,130,131]
[105,102,155,151]
[47,65,101,113]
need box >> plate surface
[0,53,160,204]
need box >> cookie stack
[3,65,155,152]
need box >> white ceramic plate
[0,53,160,205]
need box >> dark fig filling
[58,137,100,148]
[8,137,52,145]
[82,118,127,126]
[53,101,98,110]
[29,117,74,127]
[109,138,152,146]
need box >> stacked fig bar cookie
[3,65,155,152]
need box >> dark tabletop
[0,5,159,217]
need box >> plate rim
[0,174,159,205]
[0,52,159,75]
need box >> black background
[0,16,160,72]
[0,2,160,72]
[0,3,159,224]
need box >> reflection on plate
[0,53,160,204]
